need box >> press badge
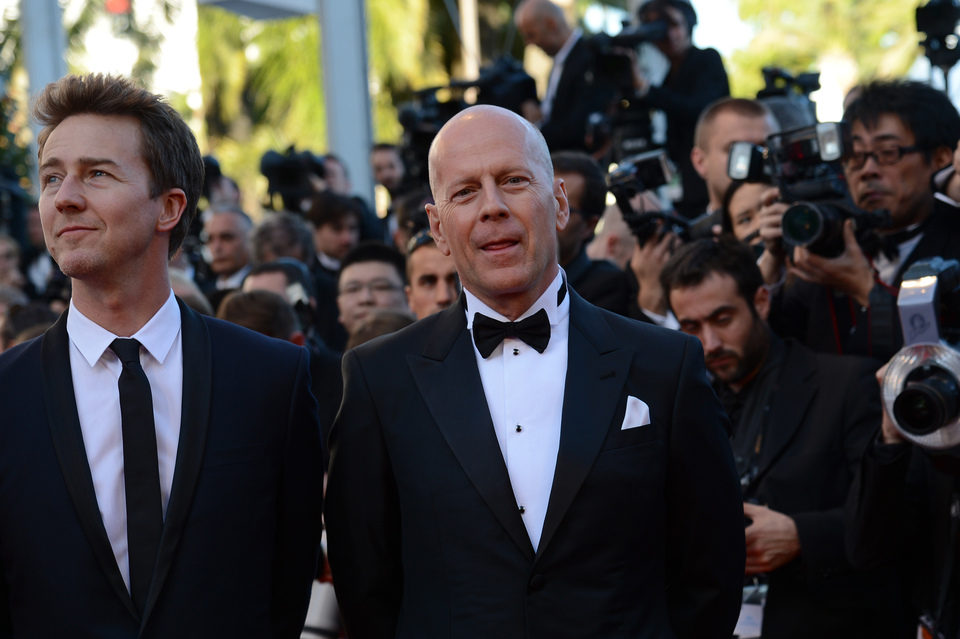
[733,579,767,639]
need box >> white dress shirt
[541,29,581,124]
[464,270,569,551]
[66,291,183,591]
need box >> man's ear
[932,145,953,172]
[157,188,187,233]
[554,178,569,232]
[289,331,306,346]
[691,146,708,180]
[753,285,771,321]
[426,203,451,256]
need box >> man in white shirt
[325,104,744,639]
[0,73,323,638]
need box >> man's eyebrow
[677,304,736,325]
[39,157,120,171]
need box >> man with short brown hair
[0,73,323,637]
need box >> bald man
[514,0,616,153]
[324,105,744,639]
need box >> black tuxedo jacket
[540,38,618,153]
[0,301,324,638]
[735,340,903,638]
[325,289,744,639]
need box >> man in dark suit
[324,104,744,638]
[514,0,617,153]
[0,74,323,637]
[663,238,904,638]
[552,150,632,316]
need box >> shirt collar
[464,268,568,330]
[67,290,182,368]
[554,29,581,68]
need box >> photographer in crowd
[514,0,618,153]
[630,0,729,217]
[770,80,960,362]
[663,238,904,639]
[846,256,960,639]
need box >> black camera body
[260,146,326,213]
[728,122,890,257]
[607,149,714,244]
[881,258,960,449]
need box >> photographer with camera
[628,0,729,217]
[514,0,618,153]
[847,258,960,639]
[770,80,960,362]
[664,238,905,639]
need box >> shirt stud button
[513,348,520,355]
[519,505,525,514]
[516,424,522,432]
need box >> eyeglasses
[842,144,923,171]
[338,278,402,297]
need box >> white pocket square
[620,395,651,430]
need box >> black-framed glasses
[843,144,923,171]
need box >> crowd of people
[1,0,960,637]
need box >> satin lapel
[140,300,212,627]
[752,343,816,483]
[41,310,139,620]
[408,303,534,559]
[536,294,631,562]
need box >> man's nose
[53,175,85,212]
[478,183,509,221]
[437,281,456,306]
[700,326,722,352]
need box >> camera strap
[929,486,960,639]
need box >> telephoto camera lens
[893,365,960,435]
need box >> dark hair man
[325,104,744,639]
[304,190,362,279]
[201,205,253,291]
[217,288,302,343]
[662,238,904,639]
[404,230,459,319]
[552,151,631,315]
[370,143,406,197]
[514,0,617,153]
[630,0,729,216]
[335,241,409,338]
[0,74,323,637]
[771,80,960,361]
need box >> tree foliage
[729,0,921,99]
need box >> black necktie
[110,338,162,612]
[473,308,551,358]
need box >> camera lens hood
[883,342,960,449]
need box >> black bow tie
[473,308,551,358]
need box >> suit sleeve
[324,349,402,639]
[271,347,326,638]
[789,358,881,576]
[665,335,745,639]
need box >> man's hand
[875,363,905,445]
[743,503,801,575]
[788,219,875,306]
[756,187,788,284]
[630,230,676,317]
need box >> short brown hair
[33,74,204,257]
[217,289,300,340]
[693,98,773,150]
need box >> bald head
[428,105,554,199]
[424,104,570,319]
[514,0,571,57]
